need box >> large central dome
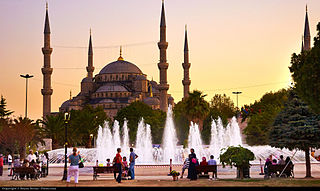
[99,60,143,74]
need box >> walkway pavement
[0,163,319,183]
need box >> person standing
[129,148,138,180]
[187,148,197,180]
[207,155,217,180]
[41,153,48,177]
[44,152,49,176]
[114,148,124,183]
[7,153,12,173]
[0,154,4,176]
[66,147,81,185]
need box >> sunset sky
[1,0,320,120]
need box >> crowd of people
[111,147,138,183]
[0,148,300,184]
[0,150,49,179]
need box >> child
[180,158,190,178]
[106,158,111,167]
[122,157,128,178]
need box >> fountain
[121,119,130,159]
[135,118,154,164]
[162,105,178,163]
[48,106,319,165]
[188,122,206,161]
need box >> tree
[0,95,13,119]
[173,101,189,146]
[242,89,288,145]
[41,113,65,149]
[184,90,210,131]
[114,101,166,144]
[68,105,108,147]
[210,94,237,122]
[13,117,39,159]
[201,94,237,144]
[0,119,17,154]
[42,105,108,148]
[289,22,320,114]
[269,90,320,178]
[220,146,255,179]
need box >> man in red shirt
[115,148,124,183]
[0,154,4,176]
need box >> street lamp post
[62,112,70,180]
[232,91,242,109]
[89,134,93,148]
[20,74,34,118]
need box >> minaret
[182,25,191,99]
[301,35,304,53]
[158,0,169,112]
[41,2,53,118]
[303,5,311,51]
[87,29,94,78]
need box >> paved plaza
[1,163,320,187]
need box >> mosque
[41,2,311,119]
[41,1,191,119]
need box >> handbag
[78,155,84,168]
[192,158,197,164]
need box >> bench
[195,165,217,179]
[93,166,119,180]
[12,167,40,180]
[267,164,294,178]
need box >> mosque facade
[40,1,189,119]
[42,2,311,119]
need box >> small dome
[61,100,71,108]
[99,60,143,74]
[81,77,92,83]
[143,97,160,106]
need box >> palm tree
[41,114,64,149]
[184,90,210,131]
[13,117,37,159]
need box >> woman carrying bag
[67,147,82,185]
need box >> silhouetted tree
[0,95,13,119]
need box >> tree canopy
[114,101,166,144]
[289,22,320,114]
[220,146,255,179]
[242,89,288,145]
[269,90,320,177]
[42,105,108,149]
[0,117,43,159]
[173,93,237,146]
[183,90,210,131]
